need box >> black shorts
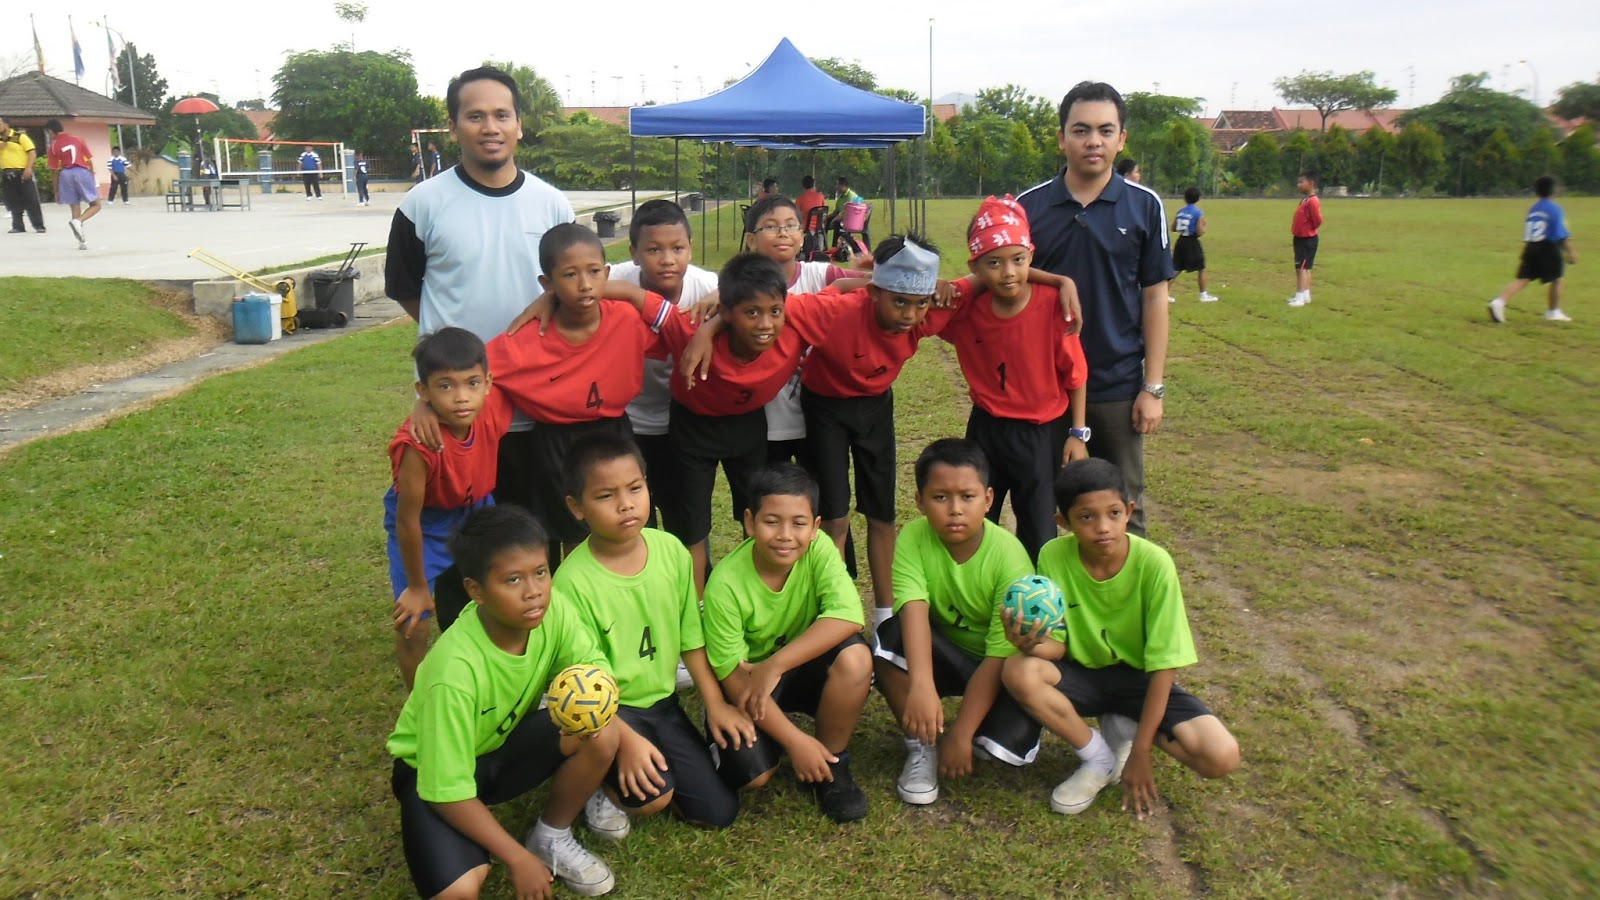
[391,710,568,898]
[491,429,542,518]
[1034,659,1213,744]
[1516,240,1565,284]
[666,401,767,545]
[605,695,738,828]
[1293,236,1319,270]
[802,388,897,523]
[526,417,634,543]
[966,407,1069,562]
[713,635,869,788]
[635,432,674,530]
[873,615,1042,765]
[1172,235,1205,273]
[765,437,812,469]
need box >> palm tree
[484,60,564,145]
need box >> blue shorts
[56,167,99,206]
[382,487,493,606]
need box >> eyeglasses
[752,223,803,235]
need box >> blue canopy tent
[627,38,928,257]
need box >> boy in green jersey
[701,463,873,823]
[874,439,1042,806]
[1001,458,1240,818]
[554,434,752,834]
[386,505,620,899]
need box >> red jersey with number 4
[486,300,665,425]
[47,133,92,171]
[643,290,828,416]
[940,283,1087,424]
[800,288,963,399]
[388,387,514,509]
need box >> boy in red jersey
[1287,170,1322,307]
[944,195,1090,562]
[386,328,514,689]
[44,120,102,249]
[408,224,666,559]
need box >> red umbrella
[173,96,221,172]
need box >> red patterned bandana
[967,194,1033,263]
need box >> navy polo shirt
[1016,171,1174,403]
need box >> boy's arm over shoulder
[1134,539,1198,671]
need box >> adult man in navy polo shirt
[1017,81,1173,537]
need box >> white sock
[1074,729,1115,775]
[532,818,570,845]
[873,606,893,627]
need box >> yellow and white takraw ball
[546,665,619,736]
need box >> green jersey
[892,517,1035,659]
[554,528,702,709]
[1036,533,1197,672]
[702,536,864,680]
[387,589,604,803]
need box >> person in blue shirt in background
[299,145,323,200]
[1169,187,1216,303]
[107,146,131,205]
[1489,175,1578,323]
[355,153,371,206]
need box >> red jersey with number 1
[800,288,963,398]
[47,132,93,171]
[388,387,514,509]
[643,290,828,416]
[486,300,665,425]
[940,283,1087,424]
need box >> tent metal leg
[630,136,636,214]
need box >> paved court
[0,187,670,280]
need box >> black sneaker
[812,750,869,823]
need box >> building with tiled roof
[1204,106,1408,155]
[0,71,157,192]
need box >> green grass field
[1,197,1596,898]
[0,278,197,390]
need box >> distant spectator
[426,141,442,178]
[107,145,131,205]
[1115,158,1141,183]
[355,153,371,206]
[758,177,781,199]
[1488,174,1578,323]
[299,145,323,200]
[826,176,863,245]
[410,143,423,184]
[795,175,827,225]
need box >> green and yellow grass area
[0,278,197,390]
[1,198,1596,897]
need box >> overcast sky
[7,1,1595,123]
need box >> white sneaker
[305,196,312,201]
[1488,298,1506,323]
[1545,308,1573,322]
[1099,714,1138,783]
[584,789,631,841]
[528,828,616,896]
[1288,295,1311,308]
[897,742,939,805]
[1168,294,1178,303]
[675,660,694,690]
[1199,292,1219,302]
[78,240,87,251]
[1049,763,1115,815]
[68,219,84,242]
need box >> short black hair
[745,194,800,233]
[1534,174,1557,198]
[745,462,819,517]
[447,65,522,122]
[414,326,487,381]
[1299,170,1319,185]
[872,232,938,267]
[563,432,647,501]
[450,505,549,584]
[539,222,605,277]
[1053,458,1129,514]
[762,177,778,191]
[1115,158,1139,176]
[629,198,691,246]
[717,253,788,309]
[914,438,991,492]
[46,119,63,133]
[801,175,815,189]
[836,176,849,186]
[1185,186,1202,204]
[112,144,121,151]
[1058,81,1128,132]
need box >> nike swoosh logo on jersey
[854,352,866,358]
[601,623,613,634]
[480,706,496,715]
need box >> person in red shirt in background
[44,120,102,250]
[794,175,828,229]
[1287,170,1323,307]
[944,195,1090,562]
[385,327,514,689]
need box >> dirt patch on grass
[0,288,225,413]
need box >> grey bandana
[870,240,940,295]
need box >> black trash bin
[687,193,704,212]
[308,267,359,326]
[594,210,622,238]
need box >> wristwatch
[1141,382,1166,400]
[1068,426,1092,442]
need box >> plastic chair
[801,205,830,261]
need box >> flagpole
[31,15,46,72]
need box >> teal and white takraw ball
[1002,575,1066,633]
[547,665,619,736]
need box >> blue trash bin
[233,294,275,344]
